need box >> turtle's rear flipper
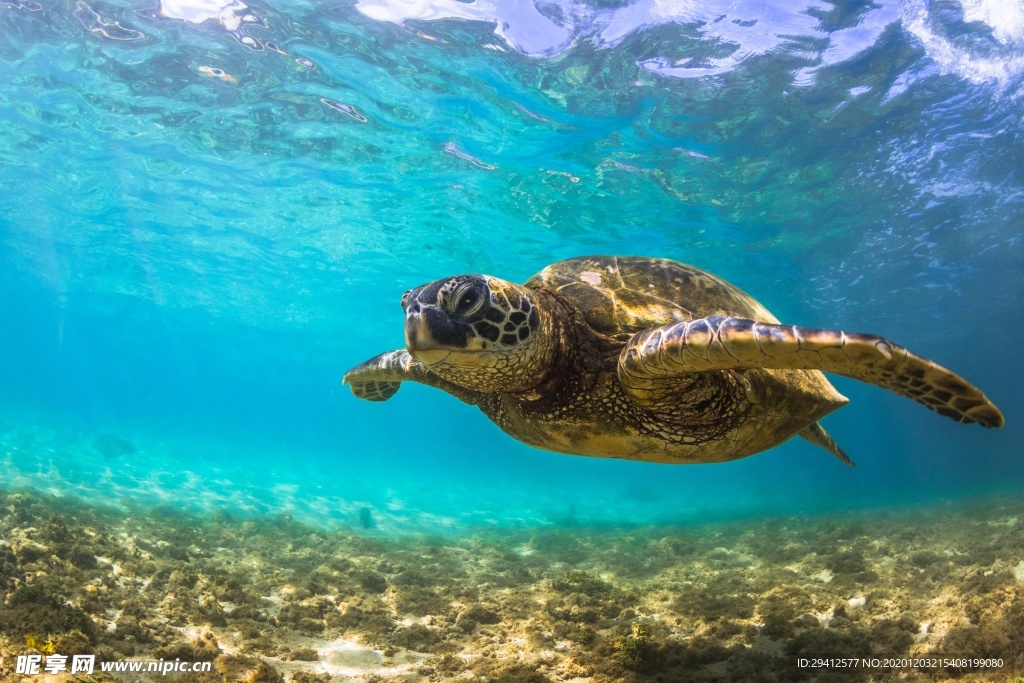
[800,422,854,468]
[618,316,1004,428]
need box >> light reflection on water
[0,0,1020,529]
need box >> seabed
[0,488,1021,682]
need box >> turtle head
[402,275,555,392]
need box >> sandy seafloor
[0,488,1021,683]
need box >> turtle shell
[525,256,779,338]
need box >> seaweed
[387,624,443,652]
[356,569,387,594]
[0,487,1021,682]
[393,586,449,616]
[0,581,96,641]
[616,622,651,671]
[289,673,332,683]
[283,646,319,661]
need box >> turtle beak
[405,308,450,365]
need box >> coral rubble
[0,489,1021,681]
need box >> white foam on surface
[962,0,1024,46]
[355,0,576,56]
[901,0,1024,88]
[160,0,247,26]
[356,0,842,76]
[159,0,262,40]
[354,0,1024,90]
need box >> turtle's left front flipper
[343,349,481,405]
[618,316,1004,428]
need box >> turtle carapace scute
[344,256,1004,467]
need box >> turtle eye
[452,285,485,316]
[401,290,412,309]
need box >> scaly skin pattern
[618,316,1004,429]
[344,349,481,405]
[473,290,849,463]
[474,257,850,462]
[428,278,553,394]
[345,256,1003,465]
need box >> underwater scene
[1,0,1023,680]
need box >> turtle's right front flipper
[618,316,1004,428]
[343,350,407,401]
[343,349,481,405]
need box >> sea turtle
[343,256,1003,466]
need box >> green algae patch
[0,488,1022,682]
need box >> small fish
[674,148,709,159]
[358,507,376,529]
[444,142,496,170]
[321,98,368,122]
[92,433,136,460]
[514,102,554,123]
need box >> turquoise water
[0,0,1021,533]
